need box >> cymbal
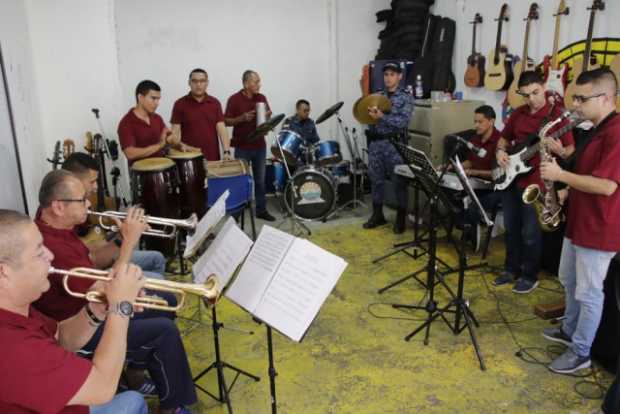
[353,94,391,125]
[316,101,344,124]
[247,113,286,142]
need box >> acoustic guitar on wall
[543,0,570,97]
[507,3,540,109]
[464,13,485,88]
[609,55,620,111]
[484,4,513,91]
[564,0,605,110]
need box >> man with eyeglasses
[539,68,620,376]
[33,170,197,414]
[494,71,575,294]
[171,68,232,161]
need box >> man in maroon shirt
[459,105,501,251]
[540,68,620,374]
[0,209,147,414]
[34,170,197,414]
[118,80,195,166]
[494,71,575,294]
[225,70,276,221]
[171,68,232,161]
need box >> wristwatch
[109,301,134,318]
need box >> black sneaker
[493,271,515,286]
[256,210,276,222]
[542,327,572,347]
[548,349,591,374]
[512,278,539,294]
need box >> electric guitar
[507,3,540,109]
[46,141,63,170]
[492,118,579,190]
[564,0,605,110]
[464,13,485,88]
[484,4,513,91]
[543,0,570,97]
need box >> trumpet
[88,210,198,239]
[49,267,220,312]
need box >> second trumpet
[88,210,198,238]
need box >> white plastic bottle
[415,75,423,99]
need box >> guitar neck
[520,122,575,161]
[550,10,562,69]
[521,20,531,68]
[471,22,477,55]
[494,18,504,62]
[583,7,598,70]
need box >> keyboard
[394,164,493,191]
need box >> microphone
[452,135,487,158]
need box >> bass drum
[283,166,337,221]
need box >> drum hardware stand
[193,303,261,414]
[274,131,311,237]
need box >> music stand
[374,142,456,294]
[392,155,488,370]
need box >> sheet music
[191,217,253,287]
[225,225,294,313]
[184,190,229,258]
[254,239,347,342]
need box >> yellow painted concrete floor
[172,219,614,414]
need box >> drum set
[268,102,367,222]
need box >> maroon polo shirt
[501,101,575,189]
[566,113,620,251]
[171,93,225,161]
[468,127,500,171]
[33,218,95,321]
[118,109,167,165]
[224,90,270,150]
[0,306,92,414]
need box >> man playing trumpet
[0,208,147,413]
[34,170,197,414]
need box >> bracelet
[84,304,104,326]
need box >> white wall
[0,0,46,213]
[434,0,620,127]
[24,0,130,204]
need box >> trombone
[88,210,198,239]
[49,267,220,312]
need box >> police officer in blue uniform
[364,62,414,233]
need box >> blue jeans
[501,185,542,281]
[90,391,147,414]
[559,237,616,357]
[131,249,166,280]
[234,147,267,213]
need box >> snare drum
[283,165,338,221]
[131,157,181,256]
[167,149,207,218]
[271,130,304,165]
[314,140,342,166]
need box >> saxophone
[522,112,575,232]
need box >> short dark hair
[518,71,544,88]
[135,80,161,103]
[242,70,258,84]
[62,152,98,175]
[189,68,207,79]
[38,170,78,208]
[296,99,310,109]
[577,67,618,94]
[0,209,31,265]
[474,105,496,120]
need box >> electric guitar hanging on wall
[464,13,485,88]
[564,0,605,110]
[507,3,540,109]
[543,0,570,97]
[484,4,513,91]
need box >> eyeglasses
[516,89,542,99]
[571,93,605,104]
[56,197,88,205]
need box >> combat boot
[363,204,387,229]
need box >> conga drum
[167,149,207,218]
[131,157,181,257]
